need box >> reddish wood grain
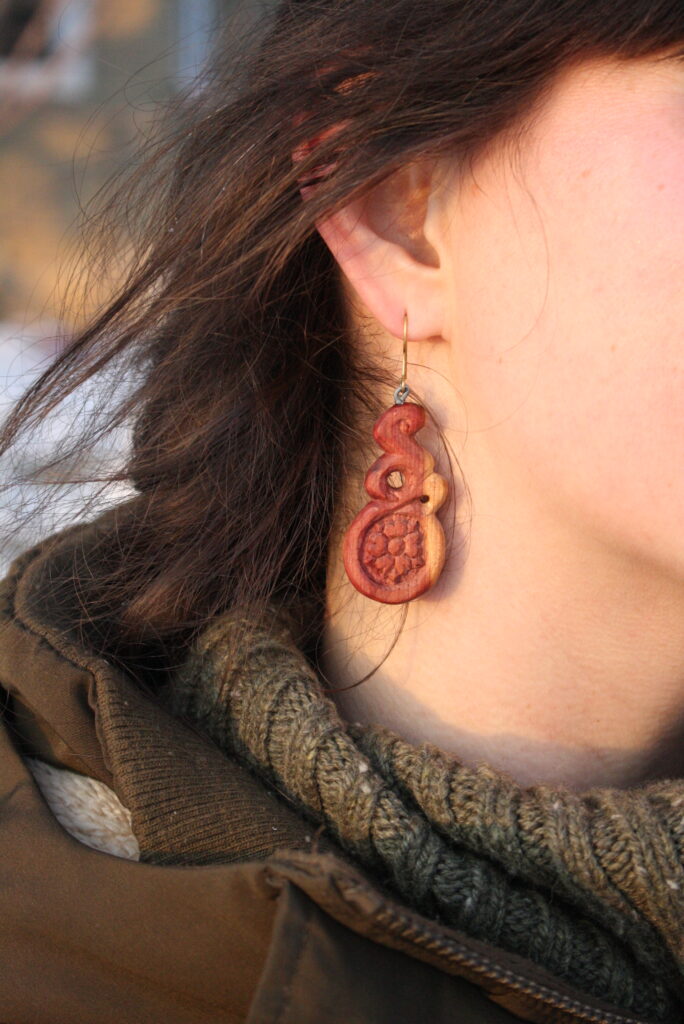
[342,402,448,603]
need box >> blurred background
[0,0,247,568]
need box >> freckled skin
[428,55,684,584]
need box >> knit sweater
[160,607,684,1022]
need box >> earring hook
[393,311,411,405]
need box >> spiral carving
[342,402,448,603]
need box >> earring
[342,312,448,603]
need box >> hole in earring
[419,495,430,503]
[387,470,404,489]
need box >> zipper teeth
[369,902,651,1024]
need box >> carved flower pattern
[362,513,425,585]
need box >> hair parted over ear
[291,62,377,201]
[292,119,348,201]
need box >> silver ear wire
[393,311,411,404]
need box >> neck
[321,439,684,792]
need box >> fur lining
[25,757,140,861]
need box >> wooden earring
[342,312,448,603]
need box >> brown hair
[2,0,683,678]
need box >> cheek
[446,121,684,561]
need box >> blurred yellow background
[0,0,221,331]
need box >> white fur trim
[25,757,140,861]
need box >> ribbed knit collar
[161,605,684,1024]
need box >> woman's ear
[294,144,448,342]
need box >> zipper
[323,868,663,1024]
[364,894,658,1024]
[370,897,643,1024]
[267,852,678,1024]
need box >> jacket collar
[0,509,317,864]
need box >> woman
[0,0,683,1020]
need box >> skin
[310,53,684,791]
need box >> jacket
[0,511,666,1024]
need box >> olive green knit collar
[162,606,684,1023]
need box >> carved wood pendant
[342,402,448,603]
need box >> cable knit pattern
[164,608,684,1023]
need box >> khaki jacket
[0,516,659,1024]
